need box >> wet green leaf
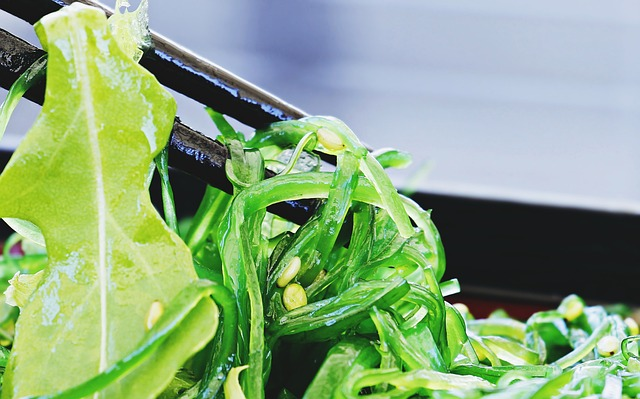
[0,4,216,398]
[4,270,44,309]
[108,0,151,62]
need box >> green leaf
[0,4,216,398]
[4,270,44,309]
[19,280,220,399]
[3,218,46,248]
[108,0,151,62]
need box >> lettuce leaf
[0,4,216,398]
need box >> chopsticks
[0,1,320,224]
[0,0,308,128]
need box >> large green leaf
[0,4,216,398]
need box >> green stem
[206,107,239,141]
[400,196,446,280]
[184,185,231,255]
[300,152,360,285]
[196,284,238,399]
[361,153,414,238]
[553,318,611,369]
[154,146,179,234]
[277,131,316,175]
[622,335,640,361]
[0,55,47,141]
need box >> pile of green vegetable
[0,2,639,398]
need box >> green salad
[0,2,639,398]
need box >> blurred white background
[2,0,640,211]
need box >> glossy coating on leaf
[0,4,216,398]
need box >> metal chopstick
[0,0,308,129]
